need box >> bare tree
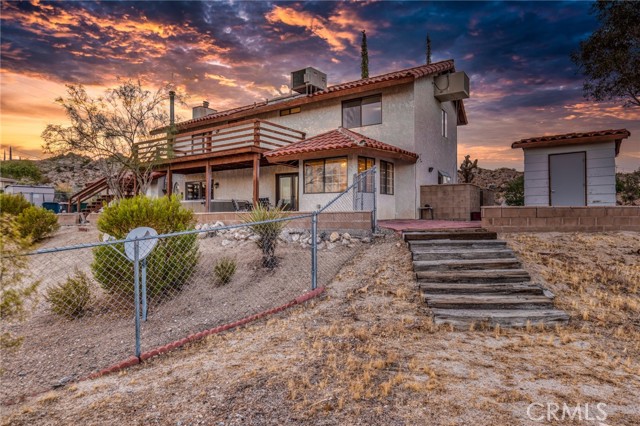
[42,80,176,197]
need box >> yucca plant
[214,257,237,285]
[242,205,288,269]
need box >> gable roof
[511,128,631,156]
[173,59,462,132]
[264,127,418,163]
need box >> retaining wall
[80,211,374,234]
[481,206,640,232]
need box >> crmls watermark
[527,402,607,423]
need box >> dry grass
[2,232,639,425]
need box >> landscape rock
[329,232,340,243]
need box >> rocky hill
[36,153,103,194]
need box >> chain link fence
[0,167,378,403]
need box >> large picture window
[380,161,394,195]
[342,95,382,129]
[185,181,211,200]
[304,157,348,193]
[357,157,375,193]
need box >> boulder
[342,233,351,240]
[329,232,340,243]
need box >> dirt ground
[2,231,639,425]
[1,225,361,404]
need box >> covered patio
[136,119,305,211]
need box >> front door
[549,152,586,206]
[276,173,299,210]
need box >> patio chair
[258,197,270,209]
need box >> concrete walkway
[378,219,482,233]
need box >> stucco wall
[523,142,617,206]
[413,77,459,219]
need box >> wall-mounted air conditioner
[434,71,470,102]
[291,67,327,94]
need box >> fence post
[311,211,318,290]
[141,258,148,321]
[372,168,377,232]
[133,240,141,358]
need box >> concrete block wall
[482,206,640,232]
[420,184,491,221]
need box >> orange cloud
[265,4,378,52]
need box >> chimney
[169,91,175,127]
[192,101,217,119]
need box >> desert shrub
[214,257,237,286]
[16,206,60,242]
[616,169,640,204]
[504,176,525,206]
[97,195,194,237]
[0,193,32,216]
[243,205,288,269]
[92,195,198,299]
[45,270,92,319]
[0,216,39,348]
[0,160,42,183]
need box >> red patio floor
[378,219,482,232]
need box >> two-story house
[140,59,469,219]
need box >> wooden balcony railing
[134,119,305,163]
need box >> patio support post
[252,153,260,205]
[167,169,173,197]
[205,162,211,212]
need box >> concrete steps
[405,229,569,328]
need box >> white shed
[4,184,55,207]
[512,129,630,206]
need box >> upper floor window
[280,106,301,116]
[304,157,348,193]
[441,109,448,138]
[342,95,382,129]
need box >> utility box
[291,67,327,94]
[434,71,470,102]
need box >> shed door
[549,152,586,206]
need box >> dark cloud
[1,0,638,169]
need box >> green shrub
[45,270,92,319]
[242,205,288,269]
[0,216,39,348]
[0,160,42,183]
[16,206,60,242]
[97,195,195,237]
[0,193,32,216]
[616,169,640,204]
[504,176,525,206]
[92,195,199,299]
[214,257,237,286]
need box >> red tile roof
[512,129,630,155]
[177,60,457,129]
[264,127,418,161]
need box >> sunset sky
[1,0,638,171]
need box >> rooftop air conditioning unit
[291,67,327,94]
[434,71,470,102]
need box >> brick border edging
[79,286,325,381]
